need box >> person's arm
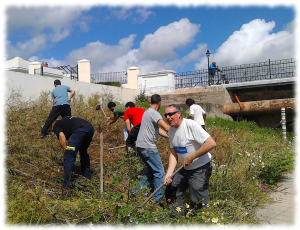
[203,113,207,120]
[58,132,67,152]
[164,148,178,185]
[186,114,194,119]
[107,116,119,125]
[68,88,75,101]
[125,119,131,132]
[183,136,216,168]
[158,119,170,138]
[52,98,55,106]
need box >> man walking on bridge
[208,62,222,86]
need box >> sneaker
[156,199,168,208]
[159,200,168,208]
[40,133,46,139]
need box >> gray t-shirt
[136,107,162,148]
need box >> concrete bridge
[159,77,296,129]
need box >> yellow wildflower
[212,217,218,223]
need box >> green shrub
[96,82,121,87]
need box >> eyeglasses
[164,111,179,118]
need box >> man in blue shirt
[208,62,221,86]
[40,79,75,138]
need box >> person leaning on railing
[208,62,222,86]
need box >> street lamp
[206,50,210,85]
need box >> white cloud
[134,7,155,23]
[5,6,91,59]
[109,6,155,23]
[64,34,137,72]
[6,35,46,59]
[182,43,207,63]
[195,19,295,70]
[51,18,201,73]
[137,18,200,61]
[22,17,294,76]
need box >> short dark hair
[150,94,161,104]
[185,98,195,106]
[54,79,61,86]
[125,101,135,108]
[166,104,181,112]
[107,102,116,109]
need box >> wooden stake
[100,132,104,194]
[108,145,126,151]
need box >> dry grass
[5,91,295,226]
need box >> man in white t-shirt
[186,98,207,131]
[164,104,216,211]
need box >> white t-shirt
[168,118,211,170]
[189,104,206,125]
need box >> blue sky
[4,1,297,74]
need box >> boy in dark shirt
[51,116,94,188]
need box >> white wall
[138,70,175,94]
[6,71,140,105]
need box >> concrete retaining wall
[158,85,233,119]
[5,71,139,105]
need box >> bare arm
[183,136,216,168]
[186,114,194,119]
[107,116,119,125]
[125,119,131,132]
[58,132,67,152]
[158,119,170,138]
[164,148,178,185]
[52,98,55,106]
[68,88,75,101]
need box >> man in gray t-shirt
[135,94,169,206]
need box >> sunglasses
[164,111,179,118]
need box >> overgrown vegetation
[95,82,122,87]
[6,91,295,226]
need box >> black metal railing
[52,65,78,80]
[175,58,296,89]
[91,71,127,84]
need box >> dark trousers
[165,162,212,210]
[208,74,215,86]
[41,104,71,135]
[63,126,94,188]
[126,124,141,148]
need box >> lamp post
[206,50,210,85]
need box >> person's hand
[164,172,173,185]
[183,156,194,168]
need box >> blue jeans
[137,147,165,202]
[63,126,94,188]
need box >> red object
[44,62,48,67]
[124,107,145,127]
